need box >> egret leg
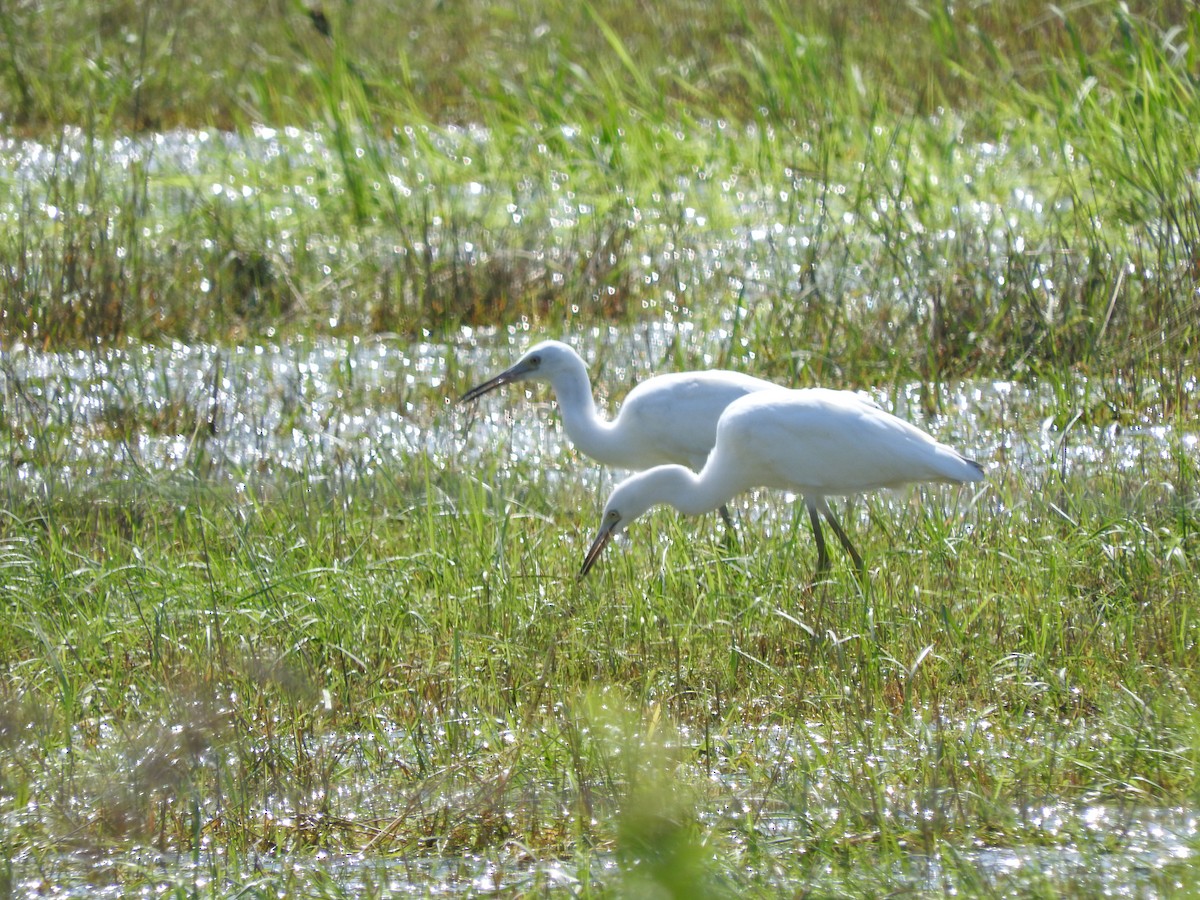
[717,503,740,553]
[816,498,865,573]
[718,503,736,532]
[805,498,830,574]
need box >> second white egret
[579,387,984,577]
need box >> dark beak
[579,517,620,578]
[458,360,534,404]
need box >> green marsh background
[1,0,1198,895]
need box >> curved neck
[646,465,732,518]
[546,368,625,465]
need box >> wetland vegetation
[1,0,1198,895]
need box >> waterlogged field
[1,329,1197,896]
[2,0,1200,896]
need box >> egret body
[580,388,984,576]
[460,341,781,526]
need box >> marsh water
[1,326,1191,511]
[3,127,1198,895]
[2,330,1196,895]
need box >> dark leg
[717,503,739,552]
[718,503,736,532]
[817,497,865,573]
[805,498,830,573]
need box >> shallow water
[3,332,1197,893]
[2,328,1192,516]
[6,709,1196,897]
[1,122,1100,352]
[7,810,1195,897]
[8,848,604,897]
[3,125,1197,896]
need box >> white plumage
[580,388,984,576]
[461,340,782,526]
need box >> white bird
[460,340,781,527]
[579,387,984,577]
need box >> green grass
[0,0,1196,379]
[1,0,1199,894]
[1,350,1198,894]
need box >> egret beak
[458,360,536,404]
[579,516,620,578]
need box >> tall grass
[0,378,1197,892]
[0,1,1195,383]
[1,0,1199,894]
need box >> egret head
[459,340,581,403]
[579,506,623,577]
[579,468,689,577]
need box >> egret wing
[717,390,978,496]
[615,371,777,469]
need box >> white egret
[579,387,984,577]
[460,340,781,527]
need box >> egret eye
[528,355,541,367]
